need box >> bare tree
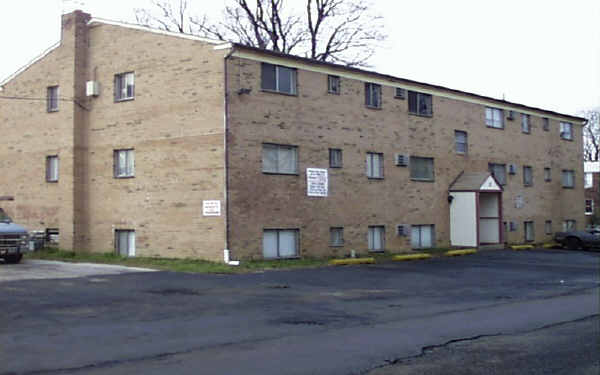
[135,0,386,67]
[583,109,600,161]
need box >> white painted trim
[231,49,583,124]
[0,42,60,87]
[214,43,233,51]
[87,17,222,44]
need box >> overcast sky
[1,0,598,116]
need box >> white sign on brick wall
[203,200,221,216]
[307,168,328,197]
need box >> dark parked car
[0,208,29,264]
[554,229,600,250]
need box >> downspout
[223,46,239,266]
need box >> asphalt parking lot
[1,249,598,375]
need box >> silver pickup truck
[0,208,29,264]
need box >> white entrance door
[479,193,500,244]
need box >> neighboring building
[0,11,586,261]
[584,162,599,226]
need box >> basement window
[545,220,552,235]
[115,230,136,257]
[330,227,344,247]
[411,224,434,249]
[524,221,534,242]
[263,229,299,259]
[368,226,385,252]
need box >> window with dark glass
[328,75,340,95]
[329,148,342,168]
[261,63,297,95]
[365,83,381,108]
[47,86,59,112]
[408,91,432,116]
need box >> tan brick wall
[225,55,585,259]
[1,14,227,261]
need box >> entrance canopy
[449,172,503,192]
[449,172,503,248]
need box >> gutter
[223,45,239,266]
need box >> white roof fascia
[0,42,60,87]
[88,17,221,44]
[213,42,234,51]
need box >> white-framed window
[543,117,550,131]
[45,155,59,182]
[521,113,530,133]
[411,224,434,249]
[562,170,574,188]
[262,143,298,174]
[408,91,433,116]
[47,86,59,112]
[545,220,552,235]
[455,130,467,154]
[584,173,593,189]
[560,122,573,140]
[489,163,506,185]
[485,107,504,129]
[368,225,385,252]
[523,166,533,186]
[263,229,299,259]
[261,63,297,95]
[524,221,534,242]
[327,75,340,95]
[395,87,405,99]
[114,149,135,178]
[114,72,135,101]
[585,200,594,215]
[365,82,382,108]
[563,220,576,231]
[410,156,434,181]
[329,148,342,168]
[330,227,344,246]
[366,152,384,179]
[544,167,551,182]
[115,229,135,257]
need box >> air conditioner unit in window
[395,154,408,167]
[86,81,99,97]
[508,164,517,175]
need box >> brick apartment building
[0,11,586,261]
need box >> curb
[329,257,375,265]
[510,245,534,250]
[542,242,560,249]
[392,253,432,261]
[444,249,477,257]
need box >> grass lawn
[25,248,331,274]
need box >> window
[455,130,467,154]
[408,91,433,116]
[521,113,530,133]
[368,226,385,252]
[365,83,382,108]
[46,155,59,182]
[524,221,534,242]
[47,86,59,112]
[366,152,384,179]
[395,87,405,99]
[545,220,552,235]
[560,122,573,140]
[114,72,135,101]
[262,144,298,174]
[561,170,574,188]
[564,220,576,231]
[523,166,533,186]
[544,168,551,182]
[509,221,518,232]
[329,148,342,168]
[584,173,593,189]
[263,229,299,258]
[411,224,434,249]
[543,117,550,131]
[489,163,506,185]
[585,200,594,215]
[261,63,297,95]
[330,227,344,246]
[327,75,340,95]
[485,107,504,129]
[115,230,135,257]
[410,156,434,181]
[113,149,135,178]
